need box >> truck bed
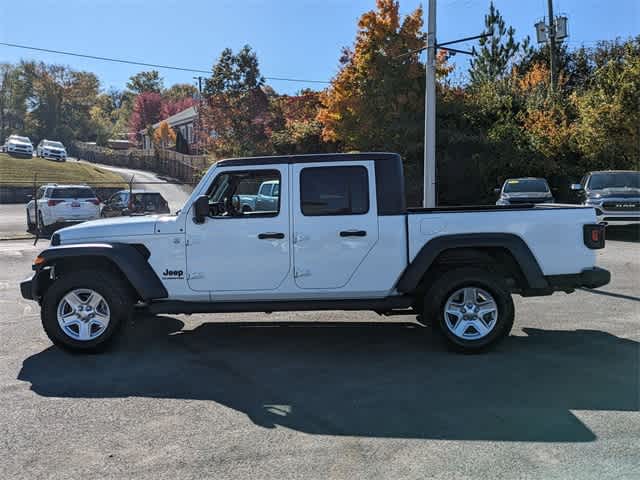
[407,204,598,277]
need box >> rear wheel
[26,210,35,231]
[423,268,514,353]
[41,270,134,353]
[37,211,47,235]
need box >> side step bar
[148,296,414,315]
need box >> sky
[1,0,638,95]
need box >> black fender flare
[395,233,548,293]
[33,243,168,301]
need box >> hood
[588,187,640,199]
[56,215,160,243]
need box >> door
[186,166,290,292]
[292,162,378,289]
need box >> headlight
[496,198,509,205]
[585,198,602,206]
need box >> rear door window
[300,166,369,216]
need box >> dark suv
[571,171,640,226]
[101,190,170,218]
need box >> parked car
[101,190,170,218]
[36,139,67,161]
[21,153,609,354]
[26,184,101,233]
[4,135,33,157]
[495,177,554,205]
[571,170,640,226]
[235,179,280,213]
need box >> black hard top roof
[215,152,400,167]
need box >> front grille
[508,198,537,204]
[602,201,640,211]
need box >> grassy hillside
[0,154,124,187]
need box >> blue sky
[1,0,637,94]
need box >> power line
[0,42,331,84]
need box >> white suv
[26,185,101,233]
[5,135,33,157]
[36,139,67,161]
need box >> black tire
[41,270,134,353]
[26,211,35,232]
[37,211,49,236]
[423,267,514,353]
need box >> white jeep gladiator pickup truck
[21,153,610,353]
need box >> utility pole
[547,0,556,92]
[193,76,204,155]
[423,0,437,208]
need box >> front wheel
[41,270,134,352]
[423,268,514,353]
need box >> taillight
[583,224,606,249]
[47,199,64,206]
[87,198,100,205]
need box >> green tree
[20,62,100,144]
[200,46,272,157]
[0,63,29,140]
[572,37,640,170]
[126,70,163,94]
[469,1,528,84]
[163,83,198,102]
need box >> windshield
[503,179,550,193]
[587,172,640,190]
[11,136,30,143]
[44,140,64,148]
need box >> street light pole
[423,0,437,208]
[547,0,556,92]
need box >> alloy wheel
[443,287,498,340]
[56,289,111,341]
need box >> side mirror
[493,187,501,195]
[193,195,210,224]
[570,184,583,191]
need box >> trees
[469,1,528,84]
[200,46,272,157]
[163,83,198,103]
[15,62,100,144]
[126,70,164,94]
[571,38,640,170]
[153,121,176,149]
[128,92,162,141]
[0,63,28,140]
[317,0,429,200]
[270,91,329,155]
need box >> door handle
[340,230,367,237]
[258,232,285,240]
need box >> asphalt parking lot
[0,231,638,480]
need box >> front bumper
[20,273,36,300]
[601,215,640,226]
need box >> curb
[0,234,36,242]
